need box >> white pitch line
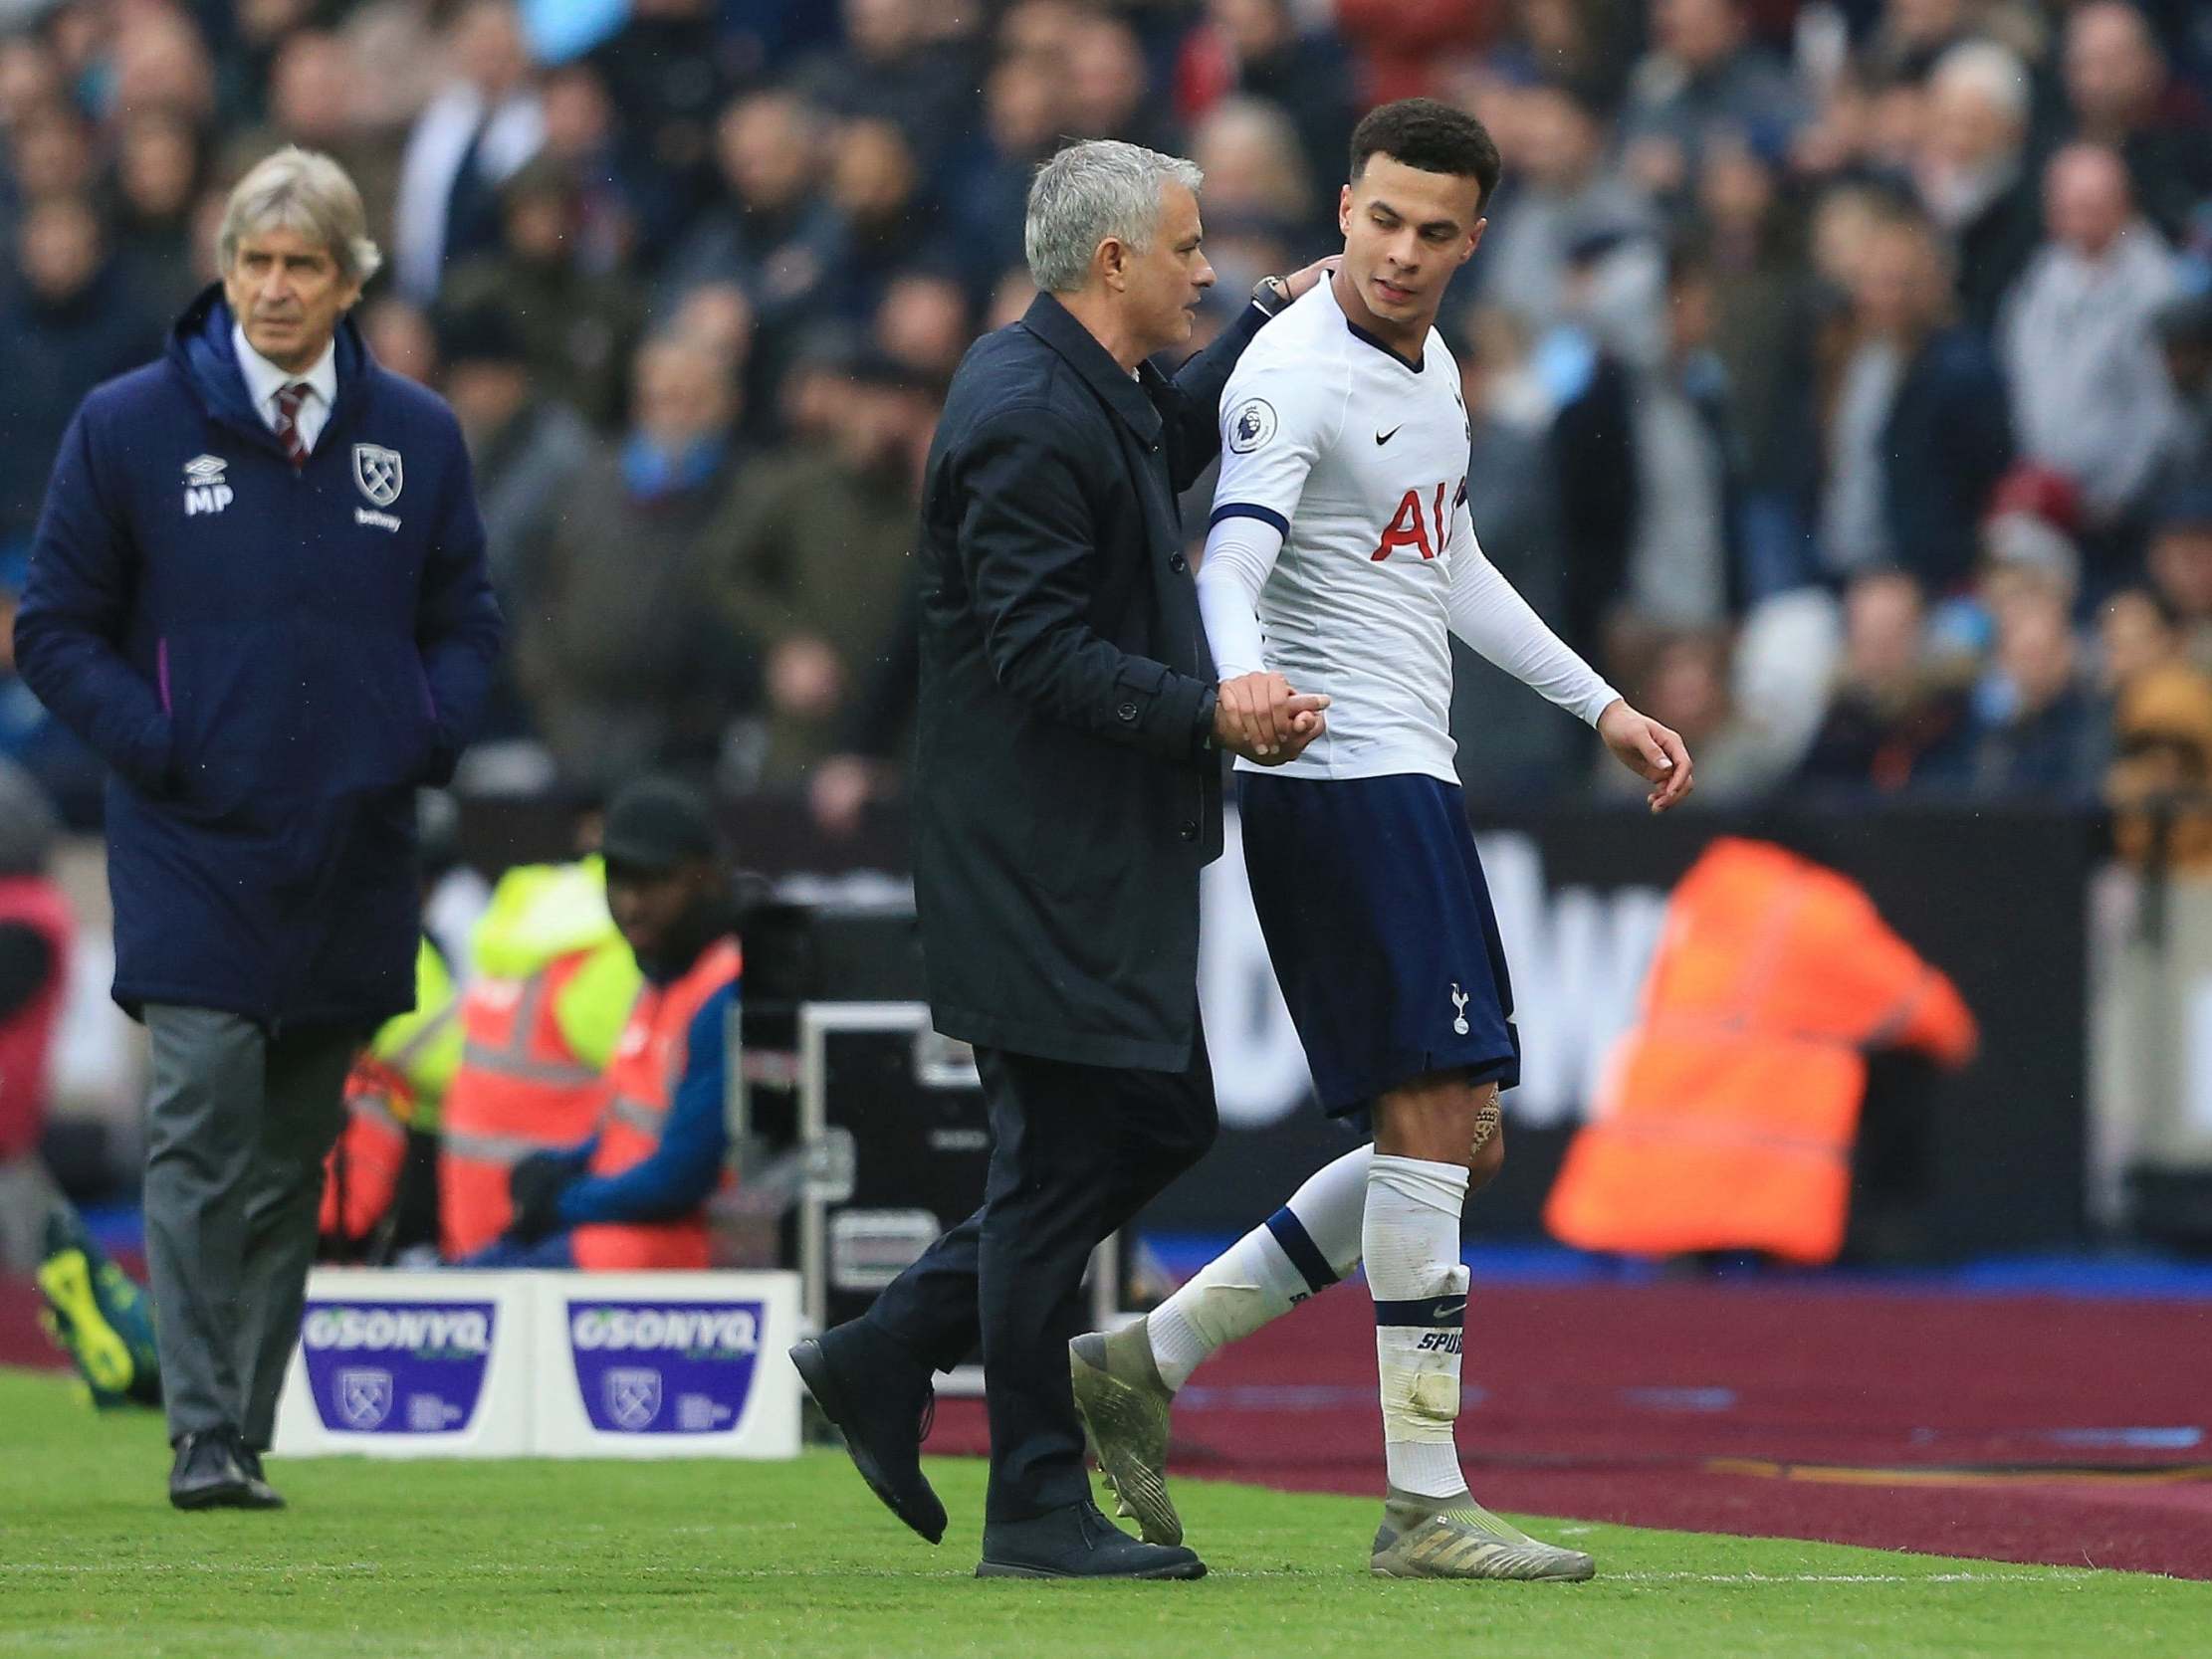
[1610,1570,2093,1584]
[0,1574,384,1583]
[0,1563,2114,1586]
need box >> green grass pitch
[3,1368,2205,1658]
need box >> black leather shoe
[168,1430,253,1511]
[790,1325,947,1545]
[978,1500,1207,1579]
[233,1441,286,1510]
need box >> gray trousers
[142,1006,356,1448]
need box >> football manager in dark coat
[14,146,502,1509]
[791,138,1332,1579]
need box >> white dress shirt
[232,321,338,455]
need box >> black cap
[600,776,721,874]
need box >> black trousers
[861,1024,1218,1523]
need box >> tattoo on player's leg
[1467,1085,1502,1160]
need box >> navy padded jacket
[15,286,503,1028]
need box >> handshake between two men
[1214,672,1330,765]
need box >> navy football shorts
[1236,770,1519,1119]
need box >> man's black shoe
[978,1500,1207,1579]
[232,1440,286,1510]
[790,1325,947,1545]
[168,1430,253,1511]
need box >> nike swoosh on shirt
[1375,426,1402,445]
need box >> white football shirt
[1205,278,1616,782]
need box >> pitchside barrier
[690,806,2098,1261]
[681,802,2101,1262]
[272,1269,802,1458]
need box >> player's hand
[1597,699,1693,814]
[1215,671,1328,762]
[1281,254,1341,301]
[1262,704,1327,765]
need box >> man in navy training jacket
[14,145,503,1511]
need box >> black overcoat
[912,292,1268,1070]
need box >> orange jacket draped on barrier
[1544,838,1978,1265]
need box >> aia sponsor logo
[1370,477,1468,561]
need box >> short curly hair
[1349,98,1503,211]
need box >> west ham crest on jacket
[352,444,403,507]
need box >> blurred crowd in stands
[1,0,2210,835]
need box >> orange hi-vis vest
[322,936,460,1249]
[441,953,619,1259]
[570,937,741,1272]
[320,1057,414,1246]
[1544,838,1978,1266]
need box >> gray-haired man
[789,138,1331,1578]
[15,145,502,1509]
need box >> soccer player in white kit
[1070,99,1694,1580]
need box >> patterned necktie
[273,382,311,469]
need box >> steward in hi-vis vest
[437,856,640,1258]
[465,777,736,1270]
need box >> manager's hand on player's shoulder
[1215,671,1329,764]
[1596,699,1694,814]
[1280,254,1341,302]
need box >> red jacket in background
[0,874,72,1162]
[1334,0,1496,105]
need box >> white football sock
[1365,1153,1472,1501]
[1147,1143,1373,1390]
